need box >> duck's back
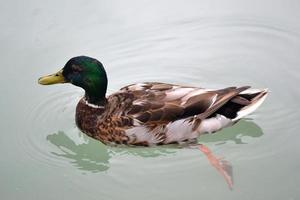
[77,82,268,145]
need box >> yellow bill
[38,69,66,85]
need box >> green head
[38,56,108,104]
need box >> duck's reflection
[47,132,110,172]
[46,131,176,173]
[46,119,263,174]
[199,119,264,144]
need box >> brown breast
[75,98,105,137]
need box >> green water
[1,0,300,199]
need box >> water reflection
[46,119,263,173]
[47,132,110,172]
[46,131,177,173]
[199,119,264,144]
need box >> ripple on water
[19,16,300,192]
[20,88,82,168]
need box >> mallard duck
[38,56,268,146]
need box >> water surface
[1,0,300,200]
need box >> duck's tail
[196,87,268,135]
[231,88,269,122]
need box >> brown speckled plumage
[75,82,268,146]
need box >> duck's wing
[107,82,267,145]
[120,82,250,124]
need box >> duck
[38,56,268,146]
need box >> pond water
[1,0,300,199]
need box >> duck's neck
[84,79,108,106]
[84,92,107,107]
[83,96,107,109]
